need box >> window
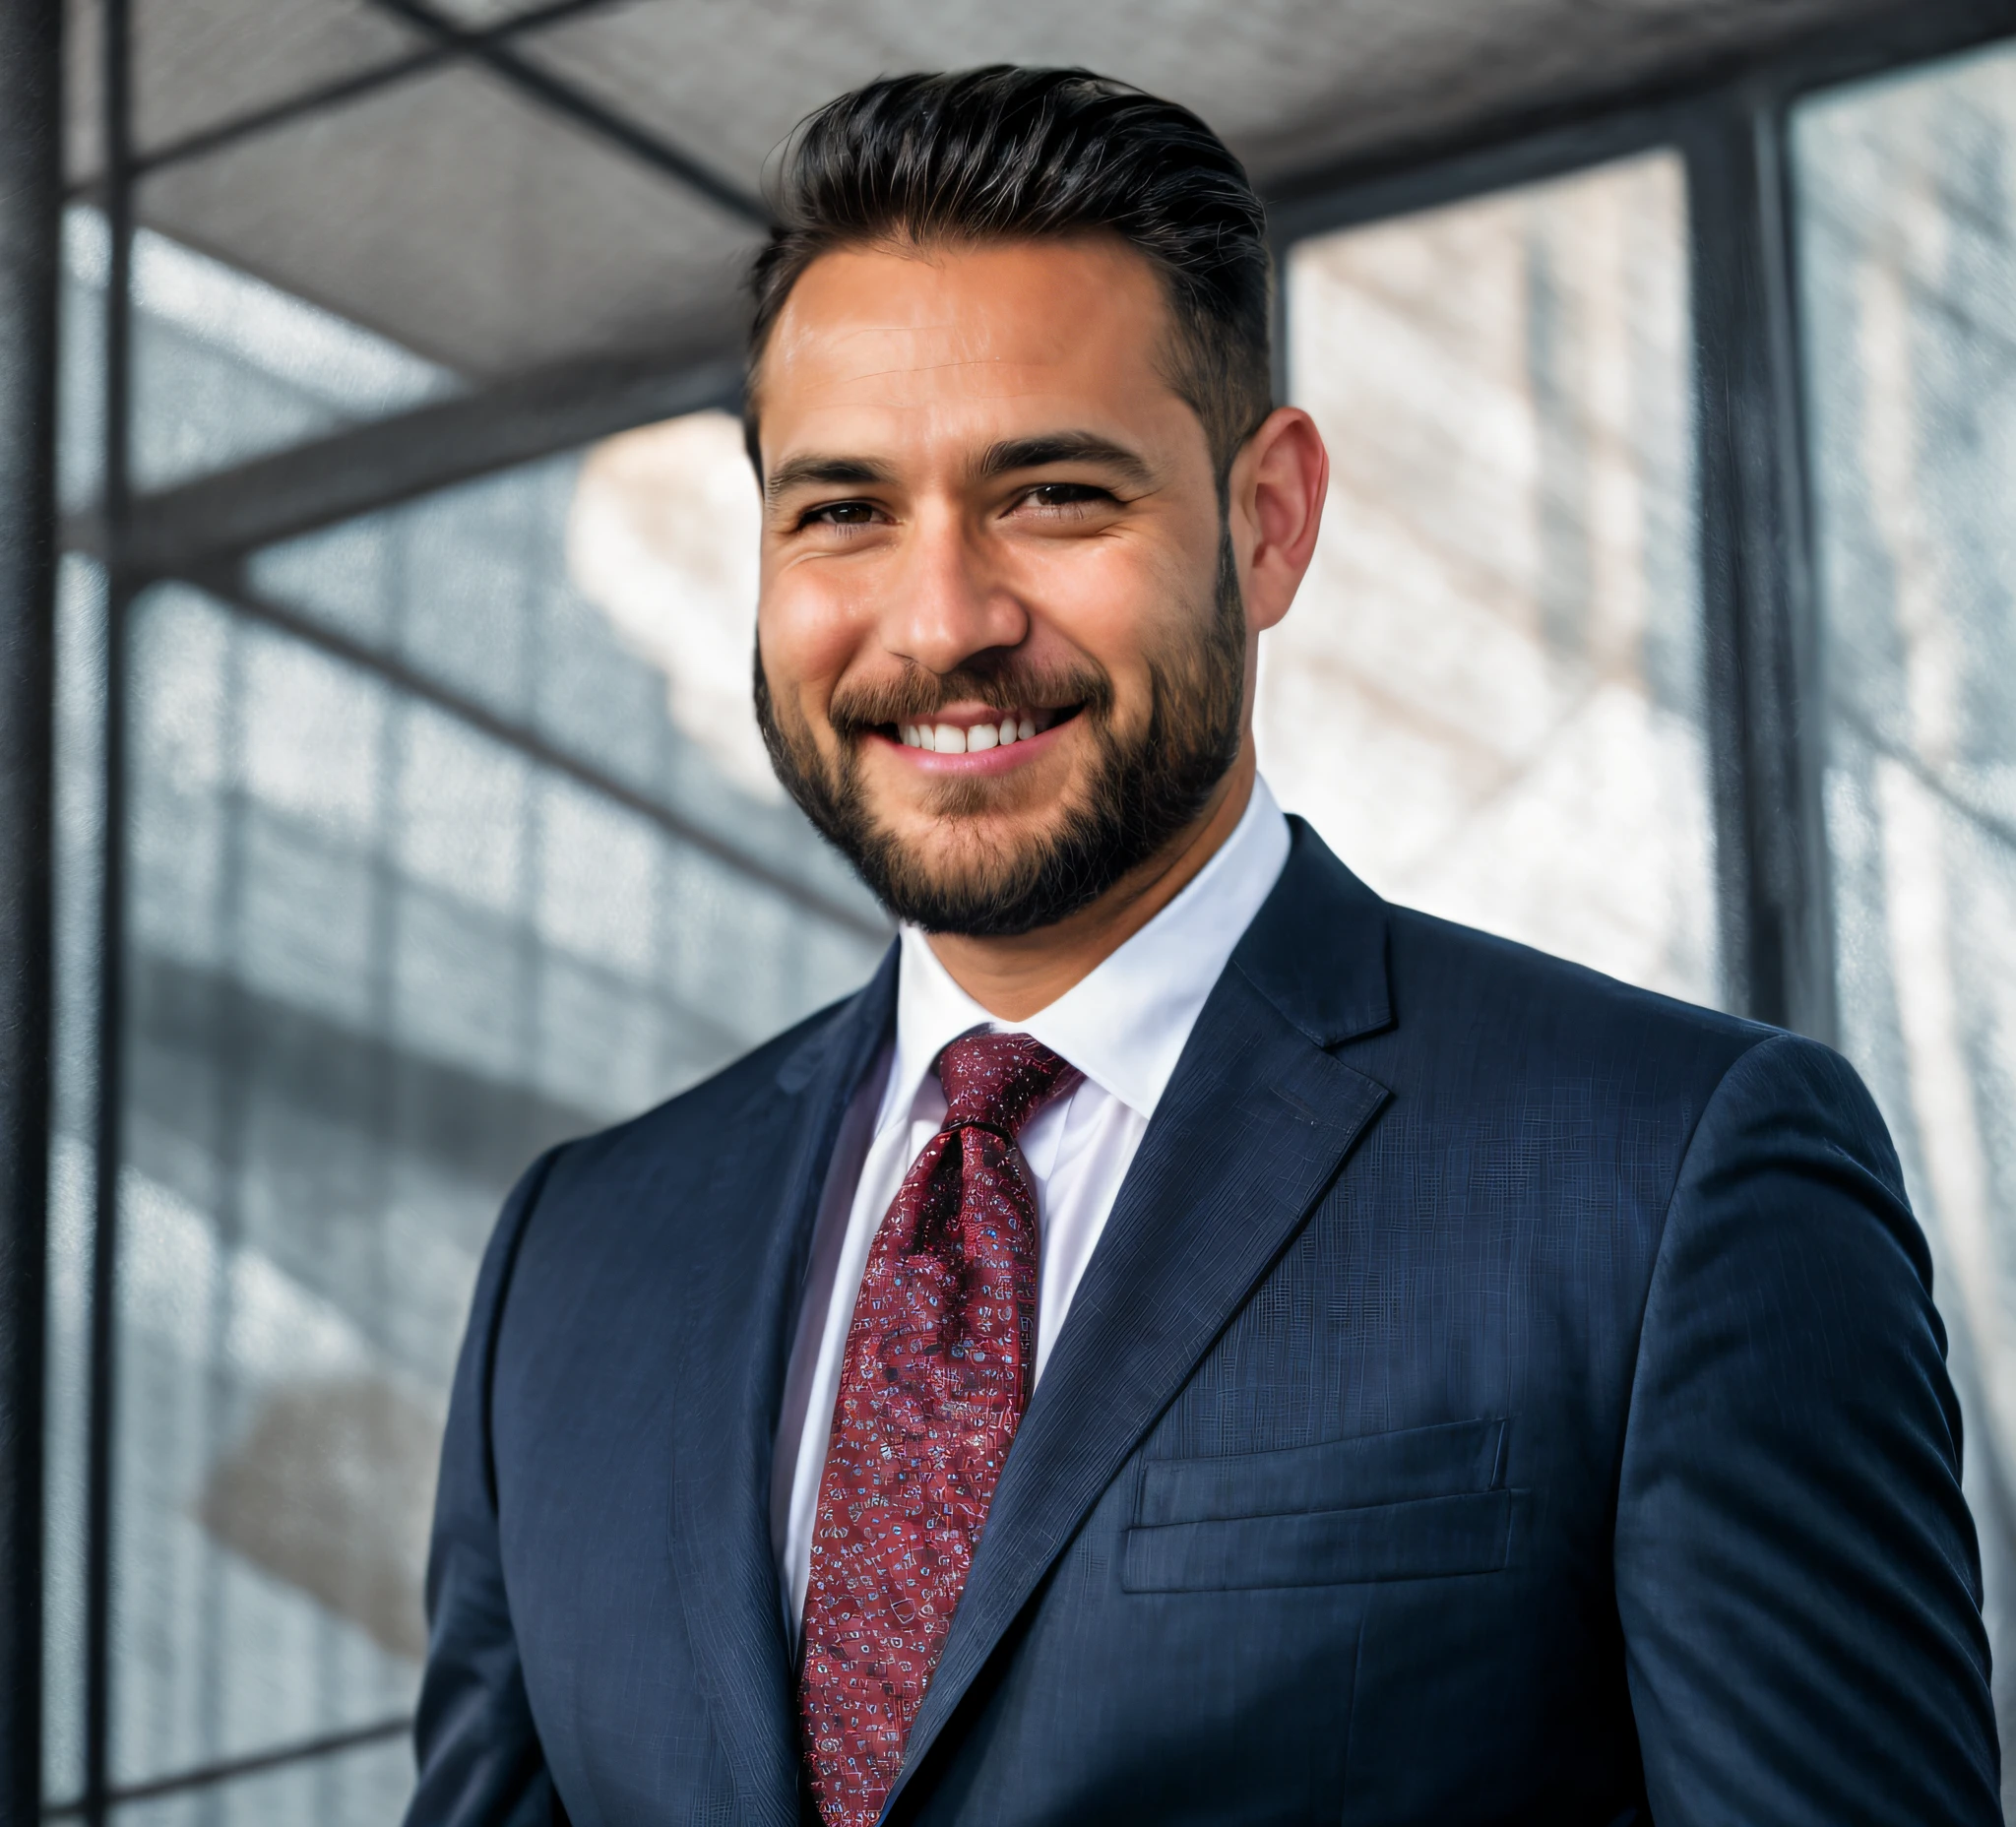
[43,219,883,1817]
[1269,150,1714,1002]
[1796,36,2016,1696]
[26,9,2016,1818]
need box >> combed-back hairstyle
[746,66,1274,485]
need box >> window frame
[33,0,2016,1816]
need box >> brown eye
[1032,483,1102,507]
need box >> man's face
[752,236,1248,935]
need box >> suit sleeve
[404,1147,570,1827]
[1614,1032,2000,1825]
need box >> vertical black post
[84,2,132,1822]
[0,2,62,1823]
[1267,229,1293,411]
[1687,87,1836,1040]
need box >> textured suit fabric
[406,819,1999,1827]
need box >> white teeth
[902,713,1055,753]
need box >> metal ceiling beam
[366,0,770,227]
[63,0,626,197]
[116,0,627,187]
[1258,0,2016,242]
[1260,99,1680,246]
[79,0,2016,594]
[74,339,743,580]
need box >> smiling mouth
[885,705,1081,755]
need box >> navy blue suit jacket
[407,820,1999,1825]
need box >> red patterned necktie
[798,1031,1081,1827]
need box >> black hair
[745,66,1274,481]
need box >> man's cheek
[764,574,846,658]
[1090,664,1157,737]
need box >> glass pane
[1268,149,1715,1003]
[243,410,870,918]
[110,553,884,1789]
[110,1731,412,1827]
[1795,41,2016,1799]
[61,202,459,503]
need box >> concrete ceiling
[71,0,1898,383]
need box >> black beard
[755,534,1246,938]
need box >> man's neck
[924,745,1258,1023]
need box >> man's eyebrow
[765,455,894,507]
[976,433,1155,488]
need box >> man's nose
[879,503,1029,675]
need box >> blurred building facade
[6,2,2016,1820]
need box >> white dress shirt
[769,776,1292,1637]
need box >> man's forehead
[754,238,1184,453]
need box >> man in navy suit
[407,66,1999,1826]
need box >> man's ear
[1228,407,1330,634]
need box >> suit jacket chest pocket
[1121,1417,1517,1593]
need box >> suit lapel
[666,948,898,1826]
[887,824,1395,1803]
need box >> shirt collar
[882,775,1292,1131]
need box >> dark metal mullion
[1750,92,1835,1043]
[364,0,769,227]
[1685,87,1834,1040]
[188,561,888,945]
[106,48,452,189]
[83,0,134,1820]
[1758,0,2016,115]
[1691,92,1774,1026]
[1262,0,2016,245]
[1265,227,1292,414]
[40,1712,411,1819]
[95,346,745,584]
[0,0,63,1820]
[1265,94,1687,246]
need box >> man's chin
[764,660,1244,936]
[864,814,1071,898]
[836,803,1101,938]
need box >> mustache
[825,660,1114,741]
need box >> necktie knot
[935,1031,1080,1140]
